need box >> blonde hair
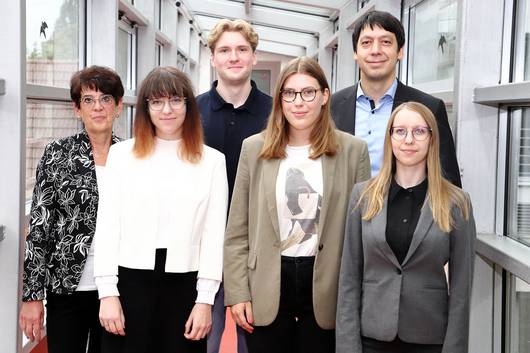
[357,102,469,233]
[208,19,259,52]
[259,57,338,160]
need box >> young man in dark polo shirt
[196,19,272,353]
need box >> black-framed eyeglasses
[147,96,187,111]
[390,126,432,141]
[280,88,320,103]
[80,94,115,108]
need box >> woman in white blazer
[336,102,476,353]
[94,67,228,353]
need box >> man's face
[211,31,257,85]
[354,25,403,83]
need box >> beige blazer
[224,130,370,329]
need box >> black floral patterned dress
[23,130,120,301]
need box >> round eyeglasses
[280,88,320,103]
[80,94,115,108]
[147,97,187,111]
[390,126,432,141]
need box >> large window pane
[26,100,80,201]
[117,24,136,91]
[26,0,80,88]
[507,108,530,246]
[507,274,530,353]
[515,0,530,81]
[407,0,457,91]
[114,106,134,140]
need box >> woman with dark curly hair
[20,65,124,353]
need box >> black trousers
[245,256,334,353]
[46,290,101,353]
[101,249,206,353]
[361,336,443,353]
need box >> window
[25,100,80,201]
[114,106,134,139]
[155,42,162,66]
[251,70,271,95]
[507,108,530,246]
[506,274,530,352]
[514,0,530,81]
[405,0,457,92]
[155,0,162,31]
[117,21,137,91]
[26,0,81,88]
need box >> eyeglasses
[80,94,115,108]
[390,126,432,141]
[280,88,320,103]
[147,97,187,111]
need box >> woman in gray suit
[224,57,370,353]
[336,102,476,353]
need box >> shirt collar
[356,78,398,101]
[208,80,260,113]
[388,176,428,204]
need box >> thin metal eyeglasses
[147,97,187,111]
[280,88,320,103]
[80,94,115,108]
[390,126,432,141]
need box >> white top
[76,165,105,291]
[275,145,323,257]
[94,138,228,304]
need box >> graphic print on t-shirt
[281,167,322,252]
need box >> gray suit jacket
[336,181,476,353]
[224,131,370,329]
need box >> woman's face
[391,109,431,171]
[281,73,329,142]
[74,88,122,136]
[147,95,187,140]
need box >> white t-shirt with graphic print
[275,144,323,257]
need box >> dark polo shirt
[197,80,272,201]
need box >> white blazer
[94,139,228,296]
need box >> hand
[99,296,126,336]
[19,301,44,342]
[230,301,254,333]
[184,303,212,341]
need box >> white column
[0,1,25,352]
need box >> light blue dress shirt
[355,79,398,176]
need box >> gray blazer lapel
[402,198,434,266]
[263,158,281,241]
[368,196,401,269]
[318,153,337,239]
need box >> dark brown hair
[70,66,124,108]
[133,67,203,163]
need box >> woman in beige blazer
[223,57,370,353]
[337,102,476,353]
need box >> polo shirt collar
[208,80,261,114]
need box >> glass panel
[251,70,271,96]
[117,27,132,90]
[26,100,80,201]
[155,43,162,66]
[515,0,530,81]
[507,108,530,246]
[155,0,162,30]
[26,0,80,88]
[507,274,530,353]
[114,106,134,140]
[408,0,457,91]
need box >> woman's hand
[99,296,126,336]
[19,300,44,342]
[230,301,254,333]
[184,303,212,340]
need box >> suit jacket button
[396,268,402,275]
[318,244,324,251]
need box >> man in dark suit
[331,10,461,186]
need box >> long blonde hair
[259,57,337,160]
[358,102,469,232]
